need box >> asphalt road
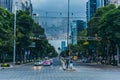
[1,58,120,80]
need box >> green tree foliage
[77,29,88,52]
[15,11,33,61]
[99,7,120,41]
[98,6,120,64]
[88,4,116,36]
[88,4,120,64]
[16,11,33,49]
[0,7,13,62]
[0,8,57,62]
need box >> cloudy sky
[31,0,88,37]
[32,0,88,14]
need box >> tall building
[71,21,77,45]
[12,0,22,12]
[86,0,97,22]
[104,0,109,6]
[108,0,120,7]
[96,0,105,8]
[71,20,86,45]
[0,0,13,12]
[22,0,33,16]
[86,0,110,22]
[61,41,67,51]
[86,1,90,22]
[12,0,33,15]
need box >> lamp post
[13,2,17,65]
[67,0,70,55]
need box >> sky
[31,0,88,50]
[31,0,88,38]
[32,0,88,15]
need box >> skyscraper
[71,20,86,45]
[86,0,110,22]
[0,0,13,12]
[96,0,105,8]
[86,0,97,22]
[71,21,77,45]
[12,0,32,15]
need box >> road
[1,58,120,80]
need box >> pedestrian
[66,59,69,69]
[69,60,73,70]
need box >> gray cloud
[31,0,88,37]
[32,0,88,13]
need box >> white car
[34,60,43,66]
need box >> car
[42,60,51,66]
[49,59,53,64]
[34,60,43,66]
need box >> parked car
[43,60,51,66]
[34,60,43,66]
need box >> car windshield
[1,0,120,80]
[36,60,41,62]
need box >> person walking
[66,58,69,69]
[69,60,73,70]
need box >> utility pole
[67,0,70,55]
[13,2,17,65]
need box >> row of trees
[0,7,57,63]
[87,4,120,65]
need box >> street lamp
[13,2,17,65]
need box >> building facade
[108,0,120,7]
[71,21,77,45]
[12,0,32,15]
[86,0,110,22]
[86,0,97,22]
[96,0,105,8]
[61,41,67,51]
[0,0,13,12]
[71,20,86,45]
[104,0,109,6]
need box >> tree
[15,11,34,62]
[87,4,117,64]
[88,4,116,37]
[98,6,120,65]
[0,7,13,62]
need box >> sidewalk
[0,62,33,69]
[75,60,120,68]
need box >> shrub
[1,63,10,67]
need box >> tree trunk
[116,44,119,65]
